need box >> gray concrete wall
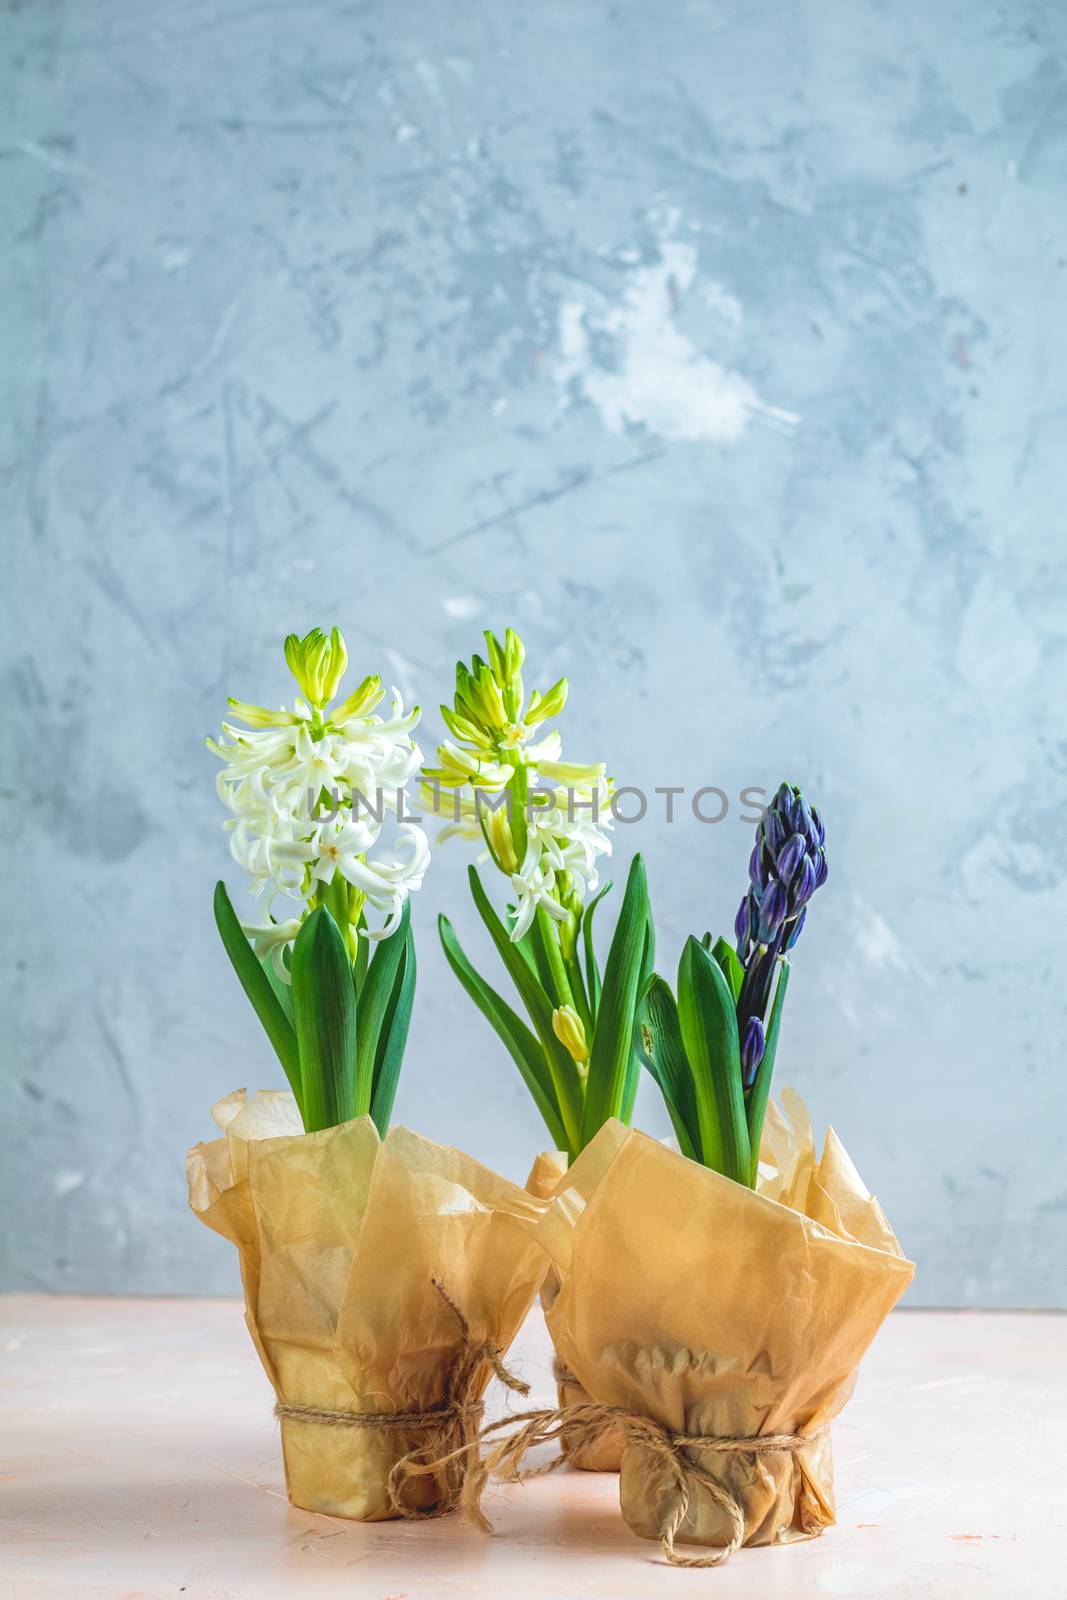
[4,0,1065,1304]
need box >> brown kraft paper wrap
[526,1148,624,1472]
[531,1090,914,1558]
[187,1089,549,1521]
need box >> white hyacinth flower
[308,817,383,888]
[209,637,430,963]
[240,916,304,979]
[509,840,571,943]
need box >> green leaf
[711,936,745,1002]
[619,906,657,1125]
[369,923,416,1137]
[580,854,650,1146]
[641,903,657,993]
[439,914,568,1152]
[563,942,592,1034]
[354,901,411,1117]
[637,975,698,1159]
[581,880,613,1022]
[745,959,791,1185]
[290,906,358,1132]
[468,866,583,1154]
[213,882,302,1114]
[677,935,750,1183]
[510,921,541,977]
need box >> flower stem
[508,759,529,864]
[533,904,577,1013]
[563,944,593,1034]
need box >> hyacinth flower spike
[638,781,827,1187]
[207,627,427,1136]
[427,627,654,1159]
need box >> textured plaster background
[3,0,1066,1304]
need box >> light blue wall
[4,0,1065,1304]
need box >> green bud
[321,626,348,702]
[482,803,519,872]
[538,759,605,784]
[525,676,568,727]
[419,765,469,789]
[331,673,384,724]
[307,636,331,702]
[483,630,508,687]
[504,627,525,679]
[503,683,524,722]
[441,704,490,746]
[283,630,308,684]
[473,663,507,729]
[453,661,480,726]
[482,627,525,721]
[283,627,348,708]
[224,698,300,729]
[552,1004,588,1067]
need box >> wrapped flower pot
[192,628,545,1519]
[428,628,655,1471]
[188,1091,547,1519]
[435,781,913,1568]
[528,1096,913,1560]
[525,781,914,1562]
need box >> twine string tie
[398,1394,818,1569]
[272,1277,529,1521]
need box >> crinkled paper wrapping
[526,1149,623,1471]
[187,1090,548,1521]
[531,1091,914,1551]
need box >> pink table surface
[1,1296,1064,1599]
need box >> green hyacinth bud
[483,630,508,687]
[471,661,508,729]
[504,627,525,680]
[321,626,348,702]
[525,676,568,727]
[330,672,384,724]
[440,703,489,746]
[552,1004,589,1068]
[284,626,349,708]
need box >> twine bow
[398,1394,818,1568]
[273,1278,529,1520]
